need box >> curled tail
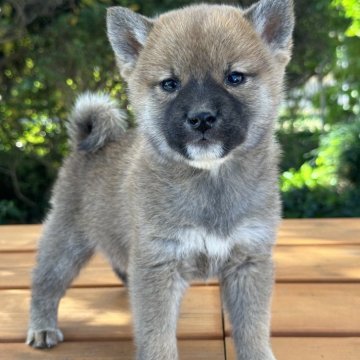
[67,92,127,152]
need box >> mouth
[200,134,210,142]
[190,133,215,146]
[185,140,224,161]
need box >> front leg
[220,247,276,360]
[128,247,188,360]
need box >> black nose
[187,112,217,133]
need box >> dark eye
[225,71,246,86]
[160,78,181,92]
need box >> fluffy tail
[67,92,127,152]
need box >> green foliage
[0,200,26,224]
[0,0,359,223]
[277,130,320,172]
[1,0,131,223]
[281,186,360,218]
[281,121,360,218]
[333,0,360,36]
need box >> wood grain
[224,283,360,336]
[0,225,41,252]
[0,287,223,342]
[277,218,360,245]
[0,252,216,289]
[0,253,122,289]
[0,340,226,360]
[275,245,360,282]
[1,221,360,360]
[2,245,359,289]
[2,219,359,252]
[225,337,360,360]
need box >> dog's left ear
[245,0,295,64]
[107,7,153,79]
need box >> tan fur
[27,2,294,359]
[131,5,283,110]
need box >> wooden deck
[0,219,359,359]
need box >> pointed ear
[245,0,295,64]
[107,7,153,79]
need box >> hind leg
[104,240,129,286]
[27,217,94,348]
[112,266,128,286]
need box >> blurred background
[0,0,359,224]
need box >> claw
[26,328,64,349]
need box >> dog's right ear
[107,7,153,79]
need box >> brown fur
[27,2,294,359]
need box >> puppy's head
[107,0,294,168]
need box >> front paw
[26,328,64,349]
[262,348,276,360]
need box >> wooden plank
[0,287,223,342]
[0,253,122,289]
[1,219,359,252]
[0,340,225,360]
[0,253,218,289]
[0,225,41,252]
[225,337,360,360]
[277,218,360,245]
[224,284,360,336]
[275,245,360,282]
[2,244,359,289]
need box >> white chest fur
[176,227,233,259]
[173,220,276,260]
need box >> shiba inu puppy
[27,1,294,359]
